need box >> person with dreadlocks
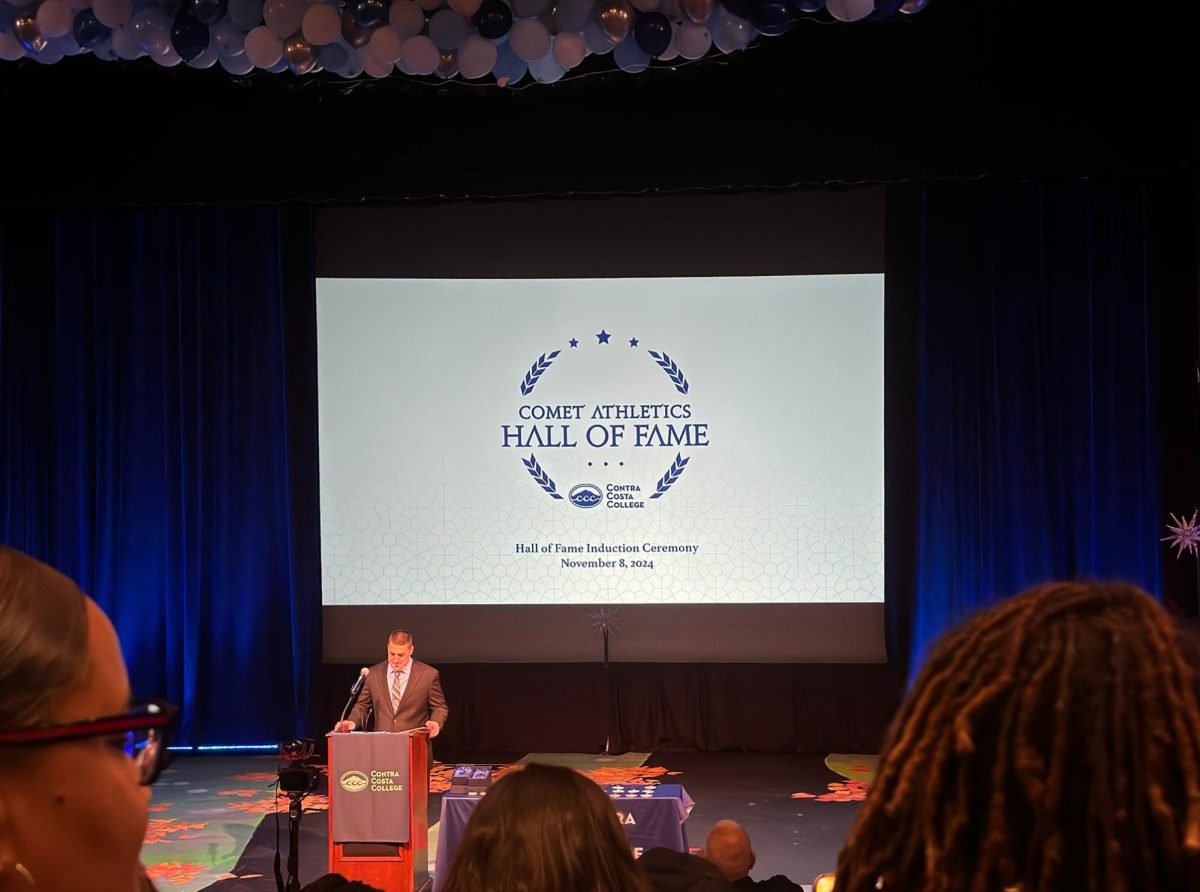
[835,580,1200,892]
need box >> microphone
[339,668,370,725]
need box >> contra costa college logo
[502,329,710,508]
[339,770,369,793]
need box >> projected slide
[317,276,884,606]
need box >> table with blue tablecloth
[433,783,694,890]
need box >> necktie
[391,670,404,712]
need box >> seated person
[638,846,733,892]
[835,581,1200,892]
[440,762,650,892]
[0,546,175,892]
[703,820,802,891]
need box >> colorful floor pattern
[141,752,869,891]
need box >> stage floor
[139,752,869,891]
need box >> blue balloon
[266,57,288,71]
[72,8,112,48]
[613,35,648,71]
[491,39,526,83]
[157,0,184,18]
[316,40,348,69]
[189,0,227,24]
[472,0,512,39]
[633,11,670,56]
[868,0,903,17]
[791,0,822,10]
[351,0,389,28]
[170,12,209,60]
[749,0,795,34]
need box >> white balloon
[244,24,283,65]
[582,19,612,53]
[709,6,749,52]
[673,20,707,57]
[152,44,181,64]
[528,48,563,81]
[457,33,496,77]
[36,1,74,38]
[187,41,219,65]
[612,34,647,70]
[302,3,341,43]
[412,0,440,13]
[129,7,170,53]
[551,30,584,68]
[401,33,438,72]
[219,49,255,71]
[110,23,142,56]
[368,23,402,61]
[389,0,425,37]
[825,0,872,21]
[629,0,659,11]
[507,18,548,60]
[360,44,392,75]
[91,0,131,27]
[211,17,246,53]
[263,0,305,38]
[427,8,468,48]
[0,32,26,60]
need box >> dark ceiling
[0,0,1194,206]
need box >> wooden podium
[327,730,430,892]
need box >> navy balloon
[170,12,209,59]
[351,0,388,28]
[189,0,227,24]
[72,8,112,47]
[472,0,511,39]
[633,10,669,56]
[868,0,903,17]
[749,0,795,34]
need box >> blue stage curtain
[0,208,320,747]
[900,176,1178,675]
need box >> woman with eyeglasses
[0,546,175,892]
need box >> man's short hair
[387,629,413,646]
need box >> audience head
[0,546,169,892]
[836,580,1200,892]
[440,761,650,892]
[702,820,756,882]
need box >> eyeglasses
[0,700,178,785]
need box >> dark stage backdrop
[0,208,322,746]
[2,174,1194,749]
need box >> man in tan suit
[333,629,448,736]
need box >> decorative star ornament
[596,330,611,344]
[1163,509,1200,558]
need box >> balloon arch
[0,0,926,85]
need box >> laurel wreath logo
[522,453,563,499]
[648,350,689,395]
[649,453,690,499]
[519,350,561,396]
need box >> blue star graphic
[628,337,639,347]
[569,337,579,348]
[596,330,611,344]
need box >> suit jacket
[346,659,449,733]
